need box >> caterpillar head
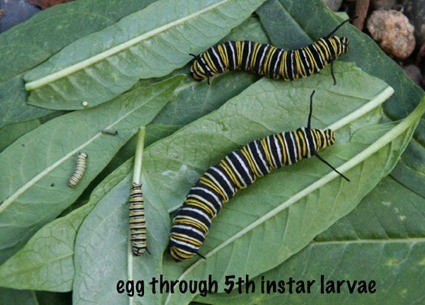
[327,36,350,57]
[189,54,208,81]
[336,36,349,56]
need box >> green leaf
[0,0,158,128]
[200,176,425,304]
[0,119,40,152]
[256,0,425,194]
[0,157,133,291]
[0,76,183,263]
[161,91,424,305]
[24,0,268,110]
[0,288,37,305]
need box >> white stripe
[187,193,219,216]
[178,207,212,226]
[211,47,224,71]
[309,128,317,152]
[247,143,261,175]
[173,224,205,238]
[312,43,324,66]
[258,44,269,72]
[282,132,292,165]
[228,42,236,70]
[199,56,212,73]
[290,51,295,79]
[203,171,231,201]
[254,140,269,175]
[301,48,310,72]
[266,135,277,168]
[301,128,312,157]
[171,237,200,250]
[273,134,283,166]
[273,49,284,78]
[289,132,298,162]
[191,186,222,209]
[225,153,247,188]
[245,41,252,70]
[233,151,254,183]
[211,166,235,196]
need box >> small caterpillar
[129,182,148,255]
[168,91,349,262]
[190,19,353,85]
[68,152,88,187]
[101,129,118,135]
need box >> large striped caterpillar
[190,19,352,85]
[168,91,349,262]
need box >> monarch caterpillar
[168,91,349,262]
[129,182,148,255]
[68,152,88,187]
[190,19,353,85]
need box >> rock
[0,0,40,33]
[403,0,425,45]
[322,0,343,11]
[367,10,416,59]
[402,64,422,86]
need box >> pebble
[0,0,40,33]
[322,0,343,11]
[402,64,422,86]
[367,10,416,59]
[403,0,425,45]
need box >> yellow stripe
[249,42,261,71]
[185,198,215,218]
[292,131,302,159]
[304,46,319,72]
[241,146,260,178]
[276,133,287,165]
[280,51,288,79]
[174,216,208,233]
[220,160,243,190]
[236,41,244,68]
[202,53,217,73]
[260,138,274,170]
[217,44,229,68]
[171,234,202,246]
[200,176,228,202]
[297,130,307,156]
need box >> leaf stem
[133,127,146,184]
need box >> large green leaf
[24,0,267,110]
[0,76,182,263]
[256,0,425,195]
[0,0,158,128]
[200,176,425,304]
